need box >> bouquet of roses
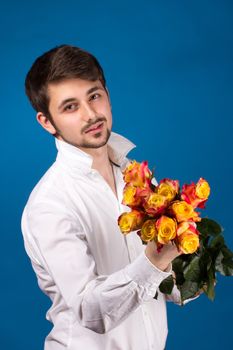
[118,161,233,303]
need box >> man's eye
[64,104,78,112]
[90,93,100,100]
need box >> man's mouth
[85,121,104,134]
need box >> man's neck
[83,145,118,197]
[79,144,111,173]
[91,147,111,173]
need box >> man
[21,45,184,350]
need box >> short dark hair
[25,45,106,121]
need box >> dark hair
[25,45,106,121]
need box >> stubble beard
[77,127,111,149]
[52,116,112,150]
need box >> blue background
[1,0,232,349]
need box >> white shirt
[21,132,182,350]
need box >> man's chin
[82,130,111,149]
[58,129,111,150]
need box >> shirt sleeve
[22,200,172,334]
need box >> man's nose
[80,102,96,121]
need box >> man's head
[25,45,112,151]
[25,45,107,122]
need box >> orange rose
[144,193,167,216]
[155,215,177,244]
[170,200,201,222]
[177,222,199,254]
[123,160,152,188]
[140,219,157,242]
[118,210,145,234]
[181,178,210,209]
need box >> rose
[195,178,210,207]
[177,221,200,254]
[181,178,210,209]
[178,232,199,254]
[170,200,201,222]
[118,210,145,233]
[123,160,152,188]
[144,193,167,216]
[122,184,142,207]
[155,215,177,244]
[122,184,152,208]
[159,178,179,194]
[140,219,157,242]
[181,183,196,206]
[157,179,179,202]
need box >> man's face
[46,78,112,151]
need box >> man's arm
[22,200,179,334]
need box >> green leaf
[210,235,225,249]
[221,245,233,259]
[183,256,201,282]
[180,281,199,302]
[172,256,184,273]
[197,218,223,238]
[215,251,233,276]
[172,256,185,285]
[223,259,233,276]
[199,251,212,274]
[222,259,233,276]
[159,275,174,295]
[205,268,215,301]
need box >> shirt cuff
[124,251,172,300]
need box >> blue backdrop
[1,0,232,349]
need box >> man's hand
[145,240,182,272]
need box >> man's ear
[36,112,57,135]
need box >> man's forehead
[48,78,104,98]
[48,78,103,90]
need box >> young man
[22,45,183,350]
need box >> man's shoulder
[25,161,69,211]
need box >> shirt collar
[55,131,136,173]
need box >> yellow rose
[171,201,201,222]
[195,178,210,199]
[118,210,144,234]
[122,184,141,207]
[177,221,199,254]
[140,219,157,242]
[144,193,167,216]
[157,182,176,202]
[156,215,177,244]
[178,232,199,254]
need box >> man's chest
[63,169,143,273]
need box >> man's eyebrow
[58,98,77,111]
[86,85,104,95]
